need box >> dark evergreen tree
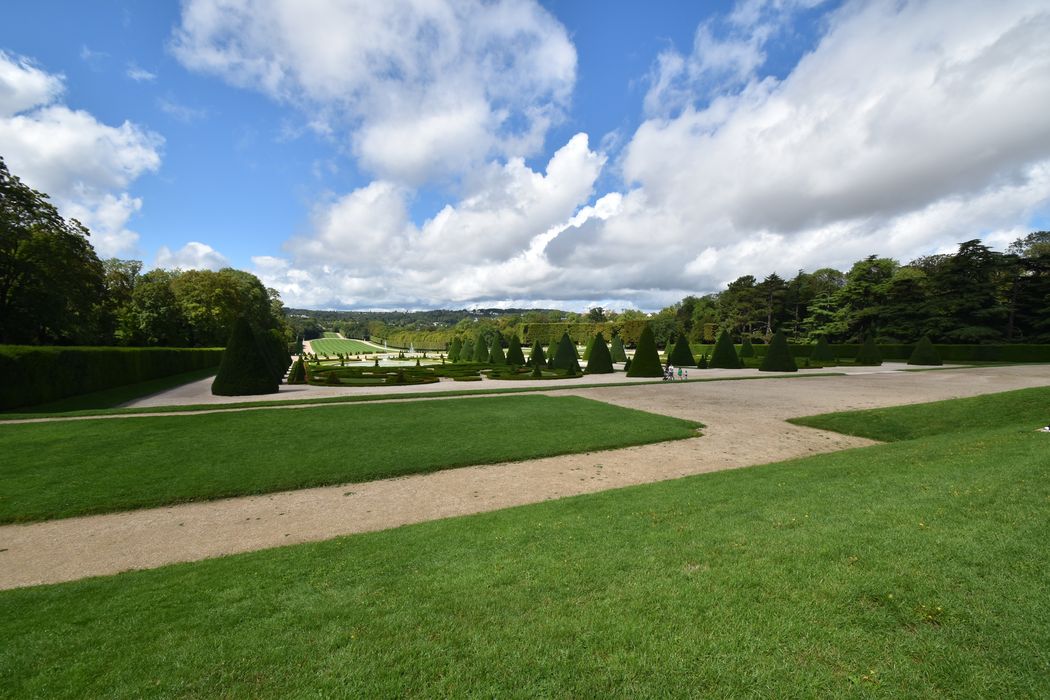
[610,335,628,363]
[529,340,546,367]
[667,334,696,366]
[460,338,474,362]
[627,324,663,377]
[739,337,755,358]
[286,358,307,384]
[810,336,836,362]
[709,330,742,369]
[582,334,596,361]
[530,361,543,377]
[448,337,462,362]
[907,336,942,366]
[505,335,526,365]
[211,317,280,396]
[489,332,505,364]
[473,334,488,363]
[855,334,883,366]
[551,332,582,373]
[759,330,798,372]
[584,332,614,374]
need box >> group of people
[663,363,687,381]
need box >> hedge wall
[0,345,224,410]
[745,343,1050,363]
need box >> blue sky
[2,1,1048,310]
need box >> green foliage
[907,336,942,366]
[460,338,474,362]
[530,362,543,378]
[448,337,462,363]
[667,334,697,366]
[474,335,489,364]
[0,345,222,411]
[810,336,836,362]
[582,334,596,361]
[610,335,628,363]
[584,332,614,374]
[286,358,307,384]
[759,331,798,372]
[709,330,742,369]
[528,340,546,367]
[854,334,883,366]
[489,333,505,364]
[550,333,581,373]
[505,335,526,365]
[739,337,755,357]
[626,325,663,377]
[623,358,632,372]
[211,318,280,396]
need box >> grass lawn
[309,338,385,355]
[1,392,1047,697]
[0,395,699,523]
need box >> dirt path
[1,365,1047,590]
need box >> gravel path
[1,365,1046,590]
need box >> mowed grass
[1,390,1047,697]
[309,337,384,354]
[0,395,699,523]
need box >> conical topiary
[627,324,663,377]
[530,361,543,377]
[286,358,307,384]
[855,334,883,366]
[460,338,474,362]
[474,335,489,364]
[811,336,836,362]
[489,333,505,364]
[584,332,614,374]
[506,335,526,365]
[582,334,596,362]
[740,337,755,358]
[212,317,281,396]
[667,334,696,366]
[759,330,798,372]
[551,332,582,373]
[907,335,942,366]
[529,340,546,367]
[610,335,628,363]
[448,337,462,363]
[709,330,742,369]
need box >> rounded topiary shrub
[529,340,546,367]
[627,325,663,377]
[668,334,696,366]
[211,317,281,396]
[855,334,883,366]
[759,330,798,372]
[610,335,628,363]
[551,332,581,373]
[709,330,742,369]
[506,335,526,365]
[584,332,614,374]
[907,335,942,366]
[811,336,836,362]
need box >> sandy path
[1,365,1047,590]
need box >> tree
[448,337,462,362]
[528,340,546,367]
[489,332,505,364]
[505,335,526,365]
[211,317,280,396]
[667,334,696,366]
[759,331,797,372]
[626,324,663,377]
[708,330,741,369]
[907,336,942,366]
[610,335,628,363]
[474,334,489,363]
[584,332,614,374]
[810,336,836,362]
[854,334,882,366]
[550,332,581,373]
[739,337,755,358]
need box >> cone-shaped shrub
[551,332,582,373]
[627,324,663,377]
[759,330,797,372]
[286,358,307,384]
[709,330,742,369]
[529,340,546,367]
[325,371,341,385]
[811,336,836,362]
[506,335,526,365]
[530,362,543,377]
[698,354,709,369]
[474,335,489,364]
[212,317,280,396]
[855,334,883,366]
[668,334,697,366]
[448,337,462,363]
[489,333,505,364]
[907,335,942,366]
[584,332,614,374]
[460,339,474,362]
[740,337,755,358]
[610,335,628,363]
[582,335,596,361]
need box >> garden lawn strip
[0,395,699,524]
[0,397,1047,696]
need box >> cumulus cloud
[0,51,162,257]
[155,241,229,270]
[126,63,157,82]
[171,0,576,184]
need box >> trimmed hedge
[506,336,526,366]
[709,330,742,369]
[489,333,506,365]
[584,332,614,374]
[627,325,663,377]
[908,336,943,366]
[739,337,755,358]
[212,318,281,396]
[473,335,489,364]
[759,331,797,372]
[854,335,883,366]
[551,333,582,373]
[0,345,223,411]
[448,337,462,363]
[811,337,836,362]
[610,335,628,363]
[747,343,1050,362]
[528,340,546,367]
[667,334,697,366]
[286,358,307,384]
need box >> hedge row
[740,343,1050,363]
[0,345,224,410]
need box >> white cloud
[126,63,157,82]
[157,96,207,123]
[171,0,576,184]
[0,51,163,257]
[155,241,229,270]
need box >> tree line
[1,157,286,347]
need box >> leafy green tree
[925,240,1006,343]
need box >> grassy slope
[1,392,1048,697]
[0,395,699,523]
